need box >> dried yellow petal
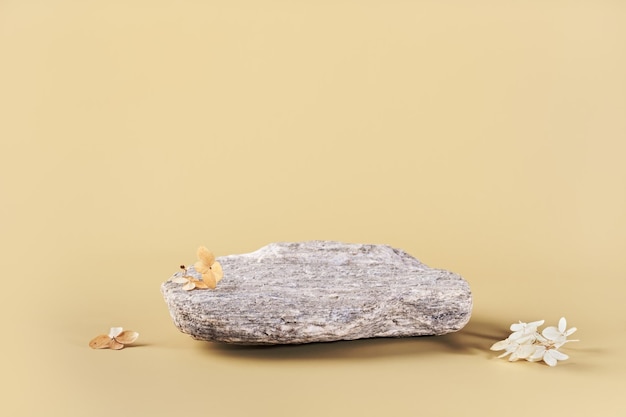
[178,247,223,290]
[89,334,112,349]
[194,279,209,289]
[202,272,217,289]
[109,339,125,350]
[194,260,210,274]
[197,246,215,267]
[212,261,224,283]
[115,331,139,345]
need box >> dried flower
[490,317,578,367]
[89,327,139,350]
[193,246,223,289]
[490,338,537,361]
[529,345,570,366]
[541,317,577,348]
[170,265,210,291]
[169,248,224,291]
[508,320,544,343]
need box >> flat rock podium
[161,241,472,345]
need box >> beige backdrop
[1,1,625,416]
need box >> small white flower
[491,317,578,366]
[530,345,570,367]
[542,317,577,348]
[508,320,544,343]
[490,338,517,358]
[491,338,538,361]
[508,343,537,362]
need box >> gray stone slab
[161,241,472,345]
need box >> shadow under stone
[195,315,507,361]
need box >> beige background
[1,1,625,416]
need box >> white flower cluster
[490,317,578,366]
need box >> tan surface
[1,1,625,416]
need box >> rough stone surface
[161,241,472,345]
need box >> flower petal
[515,344,537,360]
[115,331,139,345]
[194,279,209,289]
[549,350,569,361]
[565,327,577,336]
[543,352,557,366]
[542,326,561,340]
[194,260,210,274]
[109,339,125,350]
[510,320,543,335]
[197,246,215,267]
[212,261,224,283]
[515,334,536,345]
[490,340,510,351]
[530,346,546,361]
[202,272,217,289]
[529,320,545,328]
[558,317,567,333]
[108,327,123,338]
[89,335,112,349]
[171,276,189,284]
[182,281,195,291]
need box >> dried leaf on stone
[195,246,215,274]
[212,262,224,283]
[193,246,223,289]
[194,279,209,289]
[171,276,189,284]
[202,272,217,289]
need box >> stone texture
[161,241,472,345]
